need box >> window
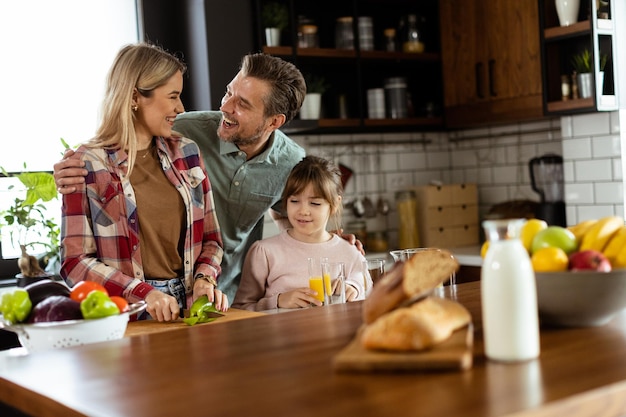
[0,0,139,258]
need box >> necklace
[140,143,154,159]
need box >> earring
[132,105,138,111]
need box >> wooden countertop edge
[505,379,626,417]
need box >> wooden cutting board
[333,324,474,372]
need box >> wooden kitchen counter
[2,282,626,417]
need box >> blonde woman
[60,43,225,321]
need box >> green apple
[530,226,578,255]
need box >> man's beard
[218,118,267,148]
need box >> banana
[603,225,626,266]
[614,248,626,269]
[580,216,625,252]
[567,219,598,244]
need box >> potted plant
[571,49,608,98]
[300,73,329,120]
[0,165,60,286]
[261,1,289,47]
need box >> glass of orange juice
[308,257,330,305]
[321,261,346,304]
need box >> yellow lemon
[531,247,569,272]
[521,218,548,253]
[480,241,490,258]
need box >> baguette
[362,248,459,324]
[361,296,471,351]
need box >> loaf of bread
[361,296,471,351]
[362,248,459,324]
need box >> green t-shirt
[173,111,305,302]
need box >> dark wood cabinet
[538,0,620,115]
[253,0,444,134]
[439,0,544,128]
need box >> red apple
[568,250,612,272]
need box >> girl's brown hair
[282,156,343,231]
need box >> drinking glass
[308,257,330,305]
[388,248,457,295]
[364,258,386,288]
[321,261,346,304]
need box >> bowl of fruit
[0,279,146,352]
[527,216,626,327]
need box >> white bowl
[535,269,626,327]
[0,301,146,352]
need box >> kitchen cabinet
[253,0,444,134]
[439,0,544,128]
[538,0,620,114]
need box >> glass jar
[384,28,397,52]
[335,17,354,49]
[481,219,540,362]
[402,14,424,53]
[395,190,419,249]
[298,24,319,48]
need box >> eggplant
[24,279,71,308]
[30,295,82,323]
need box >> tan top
[130,143,185,279]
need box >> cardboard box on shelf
[411,184,479,248]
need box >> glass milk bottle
[481,219,540,362]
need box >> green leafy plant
[1,164,59,272]
[571,49,608,73]
[261,1,289,30]
[304,73,329,94]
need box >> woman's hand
[54,148,87,194]
[193,279,228,312]
[277,288,322,308]
[145,290,180,322]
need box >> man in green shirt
[54,54,307,303]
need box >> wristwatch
[194,273,217,287]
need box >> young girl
[233,156,371,311]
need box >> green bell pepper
[183,295,223,326]
[80,290,119,319]
[0,288,32,324]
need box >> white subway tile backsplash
[536,141,564,156]
[591,135,621,158]
[279,112,623,246]
[610,111,621,134]
[450,149,478,167]
[562,137,592,159]
[479,185,510,205]
[560,116,573,138]
[572,113,611,136]
[614,159,623,180]
[565,183,595,204]
[578,205,618,221]
[595,182,624,204]
[425,150,450,169]
[492,165,521,184]
[398,152,426,171]
[574,159,613,181]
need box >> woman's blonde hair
[88,42,186,174]
[282,156,344,231]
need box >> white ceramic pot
[300,93,322,120]
[555,0,580,26]
[265,27,281,47]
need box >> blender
[528,154,566,227]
